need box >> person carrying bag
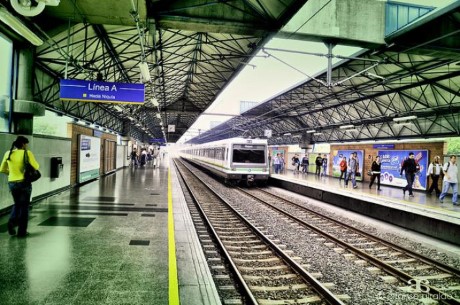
[0,136,40,237]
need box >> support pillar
[4,47,45,135]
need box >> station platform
[0,159,221,305]
[269,170,460,246]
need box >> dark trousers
[403,173,415,195]
[339,170,347,180]
[315,165,321,175]
[8,182,32,236]
[369,174,380,189]
[428,175,441,195]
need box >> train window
[215,147,221,160]
[232,145,266,164]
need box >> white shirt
[443,162,458,183]
[427,162,442,176]
[273,156,281,165]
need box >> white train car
[180,138,269,185]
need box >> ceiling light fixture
[283,132,291,136]
[313,132,323,136]
[306,130,316,133]
[393,115,417,122]
[0,7,43,46]
[340,124,355,129]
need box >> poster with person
[332,150,364,181]
[379,150,428,190]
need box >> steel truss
[192,50,460,144]
[28,0,307,142]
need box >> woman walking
[369,156,382,191]
[0,136,40,237]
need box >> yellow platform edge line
[168,168,180,305]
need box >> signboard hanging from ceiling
[60,79,145,104]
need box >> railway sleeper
[227,250,273,256]
[225,244,268,250]
[384,258,417,264]
[243,274,298,280]
[233,257,283,263]
[222,298,243,305]
[416,273,453,280]
[257,296,322,305]
[238,265,290,272]
[249,283,310,291]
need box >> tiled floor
[0,159,220,305]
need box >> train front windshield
[232,145,266,164]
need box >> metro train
[180,138,269,186]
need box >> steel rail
[175,159,345,305]
[173,159,258,305]
[238,187,460,305]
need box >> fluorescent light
[139,62,151,82]
[0,7,43,46]
[306,130,316,133]
[393,115,417,122]
[340,124,354,129]
[313,132,323,136]
[394,122,413,126]
[156,113,161,119]
[151,98,159,106]
[345,128,359,132]
[283,133,291,136]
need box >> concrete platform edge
[269,177,460,246]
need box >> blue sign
[93,130,103,138]
[378,150,428,190]
[373,144,395,149]
[60,79,145,104]
[150,138,165,143]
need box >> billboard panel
[379,150,428,190]
[78,135,101,183]
[331,150,364,181]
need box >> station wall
[0,134,71,211]
[330,141,445,188]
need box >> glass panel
[232,149,265,164]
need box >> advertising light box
[379,150,428,190]
[78,135,101,183]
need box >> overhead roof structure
[1,0,308,142]
[190,2,460,145]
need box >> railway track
[238,187,460,304]
[175,159,347,305]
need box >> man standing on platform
[439,155,458,205]
[400,152,418,197]
[345,152,359,188]
[426,156,442,196]
[315,155,322,176]
[273,153,281,174]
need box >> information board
[60,79,145,104]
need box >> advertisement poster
[308,153,322,174]
[78,135,101,183]
[379,150,428,190]
[331,150,364,181]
